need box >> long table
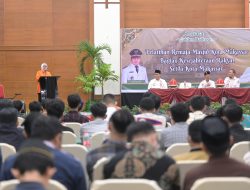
[150,88,250,104]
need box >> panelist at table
[148,70,168,89]
[198,71,215,88]
[224,68,240,88]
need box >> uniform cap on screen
[130,49,142,57]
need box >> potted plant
[75,41,118,100]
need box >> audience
[0,99,14,110]
[161,103,189,149]
[104,122,180,190]
[80,102,108,146]
[174,120,208,161]
[46,99,74,133]
[29,101,43,113]
[183,116,250,190]
[86,109,134,180]
[62,93,89,124]
[1,115,87,190]
[222,104,250,144]
[0,108,25,150]
[187,96,206,124]
[13,100,26,118]
[134,97,166,128]
[12,139,55,190]
[22,112,42,138]
[102,94,120,122]
[202,96,215,116]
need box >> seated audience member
[80,102,108,146]
[103,94,120,122]
[161,103,189,149]
[41,99,52,115]
[222,104,250,144]
[46,99,74,133]
[62,94,89,124]
[29,101,43,113]
[134,97,166,128]
[1,115,87,190]
[86,109,134,180]
[104,122,180,190]
[174,120,208,161]
[198,71,215,88]
[0,108,25,150]
[0,99,14,110]
[183,117,250,190]
[22,112,42,138]
[202,96,215,116]
[224,69,240,88]
[187,96,206,125]
[12,139,56,190]
[13,100,26,118]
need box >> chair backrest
[63,122,81,139]
[166,143,190,157]
[229,141,250,162]
[93,157,110,181]
[91,179,162,190]
[177,160,206,189]
[190,177,250,190]
[0,179,67,190]
[0,143,16,162]
[90,132,106,149]
[17,117,24,126]
[62,131,77,145]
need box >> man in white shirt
[122,49,148,83]
[198,71,215,88]
[148,70,168,89]
[187,96,206,125]
[224,69,240,88]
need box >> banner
[121,28,250,93]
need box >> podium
[38,76,60,100]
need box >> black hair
[0,99,14,110]
[190,96,205,111]
[41,99,52,110]
[225,98,237,105]
[150,94,161,110]
[103,94,116,105]
[201,116,230,156]
[139,97,155,111]
[29,101,42,112]
[46,99,65,119]
[189,120,202,143]
[13,100,23,112]
[22,112,42,137]
[31,115,62,140]
[127,122,155,142]
[202,96,211,107]
[90,103,107,118]
[13,139,54,175]
[67,94,82,109]
[109,109,134,134]
[223,104,243,123]
[0,107,18,124]
[170,103,189,122]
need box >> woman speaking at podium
[35,63,52,102]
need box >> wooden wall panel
[0,0,4,45]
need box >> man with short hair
[148,70,168,89]
[223,104,250,144]
[12,139,56,190]
[174,120,208,161]
[202,96,215,116]
[183,117,250,190]
[29,101,43,113]
[104,122,180,190]
[80,102,108,146]
[187,96,206,125]
[13,100,26,118]
[161,103,189,149]
[134,97,166,128]
[62,94,89,124]
[86,109,134,180]
[1,115,87,190]
[102,94,120,122]
[198,71,215,88]
[0,108,25,150]
[224,69,240,88]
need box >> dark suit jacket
[230,123,250,144]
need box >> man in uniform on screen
[148,70,168,89]
[121,49,148,83]
[198,71,215,88]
